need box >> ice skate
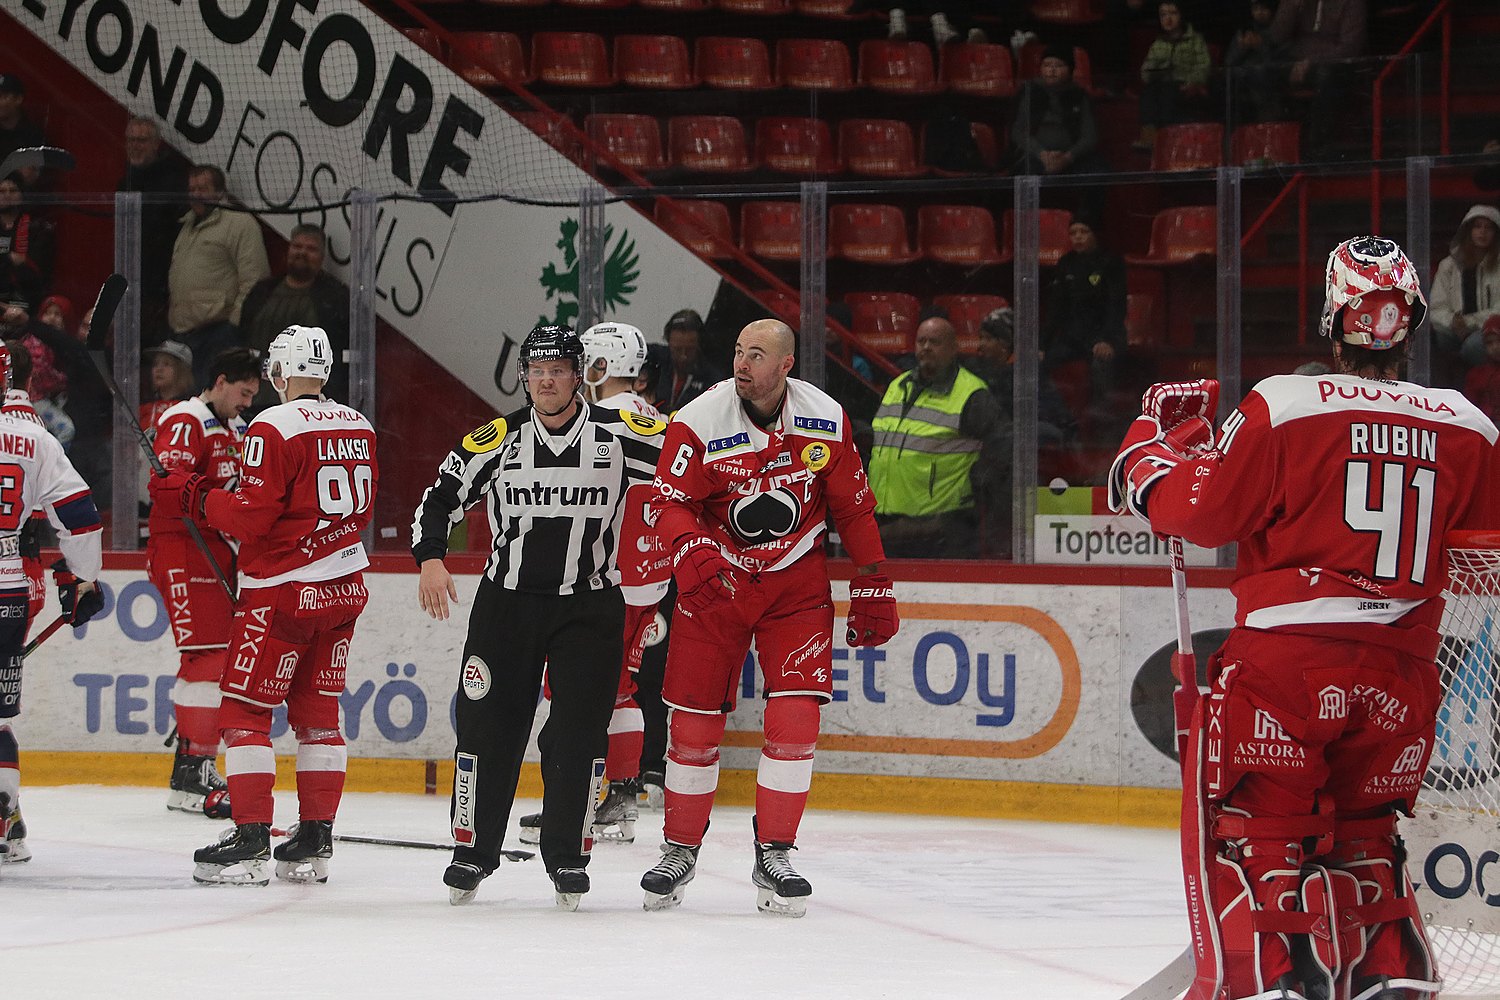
[517,811,541,845]
[274,820,333,884]
[753,837,812,918]
[638,770,665,810]
[641,842,699,911]
[168,741,231,818]
[5,804,30,864]
[444,860,489,905]
[550,867,589,911]
[592,779,639,843]
[193,823,270,886]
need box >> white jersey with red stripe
[1149,373,1500,643]
[651,378,884,573]
[149,396,246,539]
[0,410,101,589]
[3,389,42,427]
[203,396,377,588]
[596,390,664,423]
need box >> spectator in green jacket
[1133,2,1214,152]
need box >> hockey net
[1410,531,1500,997]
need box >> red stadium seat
[1000,208,1074,265]
[716,0,791,13]
[1150,123,1224,172]
[1125,206,1218,266]
[1231,121,1301,167]
[918,205,1008,265]
[639,0,710,9]
[615,36,695,89]
[839,119,925,178]
[453,32,531,88]
[971,122,1001,170]
[940,43,1016,98]
[857,40,943,94]
[512,110,585,165]
[1028,0,1105,24]
[584,114,665,171]
[756,117,841,175]
[741,202,803,260]
[757,289,802,323]
[1125,292,1156,347]
[479,0,549,7]
[934,294,1009,352]
[532,32,613,87]
[559,0,629,7]
[401,28,444,59]
[829,204,920,264]
[794,0,858,15]
[776,39,855,90]
[668,116,754,172]
[655,200,735,259]
[845,292,921,353]
[696,38,775,89]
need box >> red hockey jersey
[150,396,245,539]
[650,378,884,573]
[1150,374,1500,644]
[204,397,377,587]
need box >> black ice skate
[639,770,665,810]
[549,867,589,911]
[444,860,490,906]
[193,823,270,886]
[517,811,541,845]
[640,842,699,911]
[274,820,333,884]
[168,740,231,818]
[592,779,639,844]
[3,801,29,864]
[752,835,812,918]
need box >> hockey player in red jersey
[638,318,899,917]
[0,341,107,869]
[152,326,377,887]
[146,347,260,818]
[1110,237,1500,1000]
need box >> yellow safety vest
[869,366,987,516]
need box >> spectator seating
[918,205,1008,265]
[1151,123,1224,172]
[829,204,921,264]
[638,0,711,8]
[1231,122,1301,166]
[757,288,801,322]
[453,32,530,88]
[402,28,444,58]
[584,113,666,170]
[559,0,629,7]
[776,39,855,90]
[696,37,775,89]
[757,117,842,175]
[845,292,921,353]
[717,0,792,13]
[940,43,1017,98]
[478,0,549,7]
[615,35,695,88]
[669,115,754,171]
[794,0,858,15]
[857,40,943,94]
[1000,208,1074,266]
[1125,206,1218,265]
[1029,0,1105,24]
[935,293,1009,352]
[1125,292,1156,347]
[655,200,735,258]
[532,32,613,87]
[839,119,925,177]
[741,201,803,259]
[513,110,585,164]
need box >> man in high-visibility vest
[868,316,1002,558]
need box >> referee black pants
[450,579,624,875]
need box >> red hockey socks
[755,696,820,844]
[663,709,726,846]
[220,699,275,824]
[175,651,226,755]
[294,730,347,822]
[606,697,644,782]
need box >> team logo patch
[462,656,491,699]
[800,442,831,473]
[454,753,477,845]
[728,487,801,544]
[793,415,838,437]
[643,611,667,647]
[621,410,667,436]
[707,432,751,455]
[461,418,508,454]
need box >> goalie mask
[1321,236,1427,350]
[265,325,333,400]
[580,322,649,386]
[0,341,11,394]
[517,324,585,407]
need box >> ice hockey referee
[410,324,666,910]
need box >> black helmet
[518,324,585,401]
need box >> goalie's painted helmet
[580,322,649,384]
[1320,236,1427,350]
[517,324,584,399]
[0,340,12,393]
[265,324,333,384]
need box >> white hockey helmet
[265,325,334,386]
[579,322,649,385]
[1320,236,1427,350]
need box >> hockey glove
[1141,380,1219,433]
[1107,415,1215,523]
[672,536,741,615]
[148,468,211,521]
[847,573,898,647]
[53,560,104,627]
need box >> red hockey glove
[623,603,657,671]
[1141,380,1219,433]
[672,536,741,615]
[847,573,899,647]
[52,559,104,627]
[148,468,210,521]
[1107,415,1215,523]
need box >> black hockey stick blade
[0,145,75,179]
[86,273,129,351]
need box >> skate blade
[642,885,688,911]
[274,858,329,884]
[167,790,208,813]
[4,839,31,863]
[449,885,478,906]
[590,820,635,844]
[517,828,541,846]
[193,859,269,886]
[756,887,808,918]
[555,891,583,911]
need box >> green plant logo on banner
[538,218,642,327]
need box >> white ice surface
[6,787,1187,999]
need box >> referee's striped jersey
[412,401,666,595]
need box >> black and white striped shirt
[412,401,666,595]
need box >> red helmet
[1320,236,1427,349]
[0,341,12,393]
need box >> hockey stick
[268,827,535,861]
[1119,948,1192,1000]
[0,145,75,179]
[21,614,65,659]
[84,274,235,602]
